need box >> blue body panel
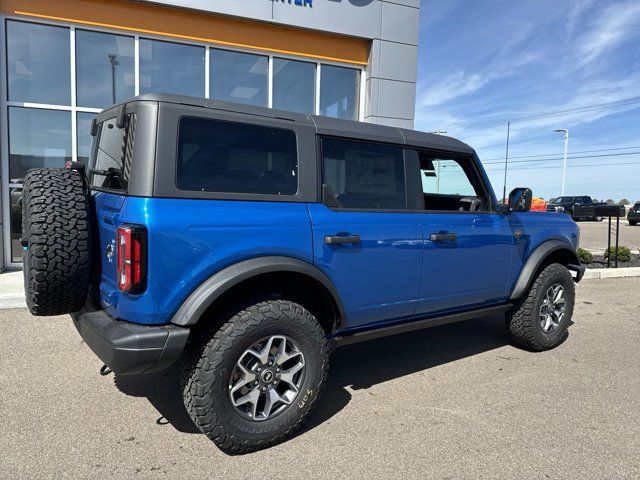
[505,211,580,292]
[95,192,313,325]
[95,190,579,330]
[308,204,422,328]
[415,212,514,313]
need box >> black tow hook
[100,364,113,376]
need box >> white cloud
[565,0,596,36]
[575,0,640,67]
[417,71,489,108]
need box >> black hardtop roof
[105,93,474,154]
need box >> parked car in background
[628,202,640,226]
[546,196,604,221]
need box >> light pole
[554,128,569,195]
[108,54,119,105]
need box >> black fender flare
[170,256,347,326]
[509,240,582,300]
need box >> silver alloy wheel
[228,335,305,421]
[539,283,567,333]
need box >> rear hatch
[88,110,136,310]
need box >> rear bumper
[71,297,189,375]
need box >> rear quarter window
[176,116,298,195]
[90,114,136,192]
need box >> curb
[582,248,640,256]
[0,296,27,310]
[0,270,25,310]
[582,267,640,280]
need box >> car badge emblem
[106,240,115,263]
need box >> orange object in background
[531,197,547,211]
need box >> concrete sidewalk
[0,270,25,309]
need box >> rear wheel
[22,168,93,316]
[506,263,575,351]
[181,298,329,453]
[630,220,638,226]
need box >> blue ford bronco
[22,94,584,453]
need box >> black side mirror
[508,187,533,212]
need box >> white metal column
[204,46,210,99]
[359,68,367,122]
[70,27,77,162]
[0,17,10,269]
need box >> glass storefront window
[2,19,364,265]
[320,65,360,120]
[139,38,205,97]
[273,58,315,114]
[6,21,70,105]
[210,49,268,107]
[77,112,98,164]
[8,107,72,181]
[76,30,135,108]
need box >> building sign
[273,0,313,7]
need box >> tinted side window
[90,114,135,192]
[176,117,298,195]
[322,138,405,210]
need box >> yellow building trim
[2,0,369,66]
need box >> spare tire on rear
[22,168,93,316]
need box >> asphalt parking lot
[1,277,639,479]
[577,218,640,252]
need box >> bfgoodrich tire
[22,168,93,316]
[181,298,329,454]
[506,263,575,351]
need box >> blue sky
[415,0,640,202]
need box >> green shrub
[577,247,593,264]
[604,245,632,263]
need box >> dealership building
[0,0,420,270]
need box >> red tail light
[116,225,147,293]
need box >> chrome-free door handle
[324,235,361,245]
[429,233,457,242]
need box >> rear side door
[408,150,516,314]
[309,137,423,329]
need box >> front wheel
[506,263,575,351]
[181,299,329,454]
[630,220,638,226]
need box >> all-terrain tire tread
[22,168,92,316]
[180,299,329,454]
[506,262,574,351]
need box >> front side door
[411,151,516,314]
[310,138,422,329]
